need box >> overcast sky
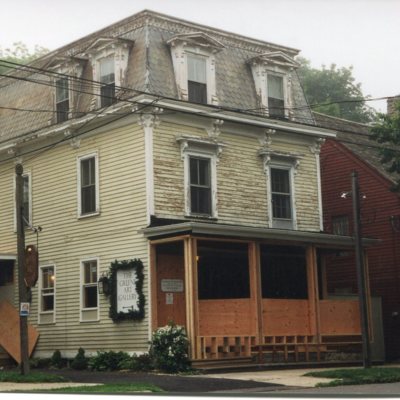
[1,0,399,112]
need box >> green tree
[0,42,48,74]
[297,57,375,123]
[370,100,400,191]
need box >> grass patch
[48,383,163,393]
[0,371,67,383]
[305,367,400,387]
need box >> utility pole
[16,164,30,375]
[352,170,372,368]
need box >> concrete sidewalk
[203,367,335,388]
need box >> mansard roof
[0,10,313,144]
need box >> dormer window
[249,51,299,119]
[99,57,116,107]
[56,77,69,123]
[167,32,224,105]
[83,37,133,110]
[187,54,207,104]
[49,56,86,124]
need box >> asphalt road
[43,369,285,393]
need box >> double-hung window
[81,259,99,322]
[187,55,207,104]
[267,75,285,118]
[270,167,293,228]
[332,215,350,236]
[99,57,115,107]
[39,265,55,324]
[40,266,55,312]
[189,156,212,215]
[78,154,99,217]
[55,77,69,123]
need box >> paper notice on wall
[166,293,174,305]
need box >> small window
[189,157,212,215]
[40,266,55,312]
[56,78,69,123]
[82,260,98,309]
[260,245,308,299]
[332,215,350,236]
[271,168,292,220]
[78,154,98,216]
[100,57,115,107]
[267,75,285,118]
[187,55,207,104]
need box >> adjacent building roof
[313,111,398,185]
[0,10,314,145]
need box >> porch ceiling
[140,222,379,248]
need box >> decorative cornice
[309,138,326,155]
[206,119,224,139]
[138,108,163,129]
[258,128,276,147]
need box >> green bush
[118,353,154,371]
[50,350,65,369]
[88,351,131,371]
[150,323,191,373]
[71,348,88,370]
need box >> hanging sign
[116,269,139,313]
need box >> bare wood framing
[150,244,158,332]
[192,238,200,360]
[184,237,195,359]
[306,246,318,337]
[149,235,190,245]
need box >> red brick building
[315,112,400,361]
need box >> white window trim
[268,163,297,230]
[77,152,100,218]
[38,264,56,324]
[13,170,32,232]
[80,257,100,322]
[177,135,225,218]
[250,51,299,119]
[168,34,224,105]
[86,39,131,108]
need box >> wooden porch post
[364,249,374,341]
[306,245,321,342]
[184,237,197,359]
[249,242,263,361]
[149,243,157,332]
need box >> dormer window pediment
[167,32,225,53]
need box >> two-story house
[0,10,375,365]
[316,106,400,362]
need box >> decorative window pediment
[258,148,303,173]
[249,51,299,119]
[167,32,224,105]
[176,135,225,160]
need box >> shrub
[29,357,51,369]
[50,350,65,369]
[150,323,191,373]
[135,353,154,371]
[88,351,131,371]
[71,348,88,370]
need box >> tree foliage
[370,100,400,191]
[297,57,375,123]
[0,42,48,74]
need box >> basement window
[197,241,250,300]
[260,244,308,299]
